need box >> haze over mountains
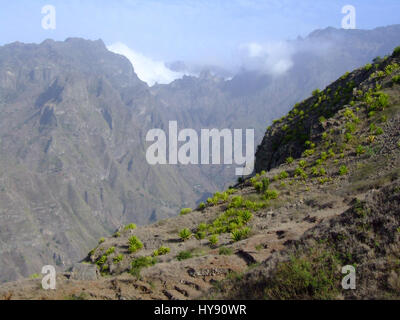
[0,25,400,283]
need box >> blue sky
[0,0,399,84]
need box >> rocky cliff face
[214,47,400,300]
[0,38,221,282]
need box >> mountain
[154,25,400,142]
[0,38,221,283]
[2,45,400,300]
[0,25,400,284]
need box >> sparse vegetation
[264,246,341,300]
[299,160,307,168]
[393,46,400,57]
[177,250,193,261]
[124,223,137,231]
[207,191,229,206]
[375,127,384,135]
[219,247,233,255]
[385,63,399,75]
[105,247,115,255]
[198,202,206,210]
[286,157,294,164]
[241,210,253,223]
[264,189,279,200]
[113,254,123,264]
[279,171,289,179]
[153,246,170,257]
[128,236,143,253]
[231,227,251,242]
[365,63,373,71]
[197,223,207,232]
[261,178,270,192]
[195,231,206,240]
[356,145,366,156]
[303,149,315,157]
[130,256,157,278]
[96,255,107,266]
[209,234,219,246]
[229,195,244,208]
[339,165,348,176]
[294,167,308,180]
[179,228,192,241]
[180,208,192,215]
[312,89,320,96]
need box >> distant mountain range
[0,25,400,283]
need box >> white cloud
[240,41,294,75]
[247,43,264,58]
[107,42,186,86]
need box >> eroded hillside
[1,46,400,300]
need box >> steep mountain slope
[2,46,399,300]
[152,25,400,142]
[0,38,221,283]
[1,25,400,284]
[147,25,400,194]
